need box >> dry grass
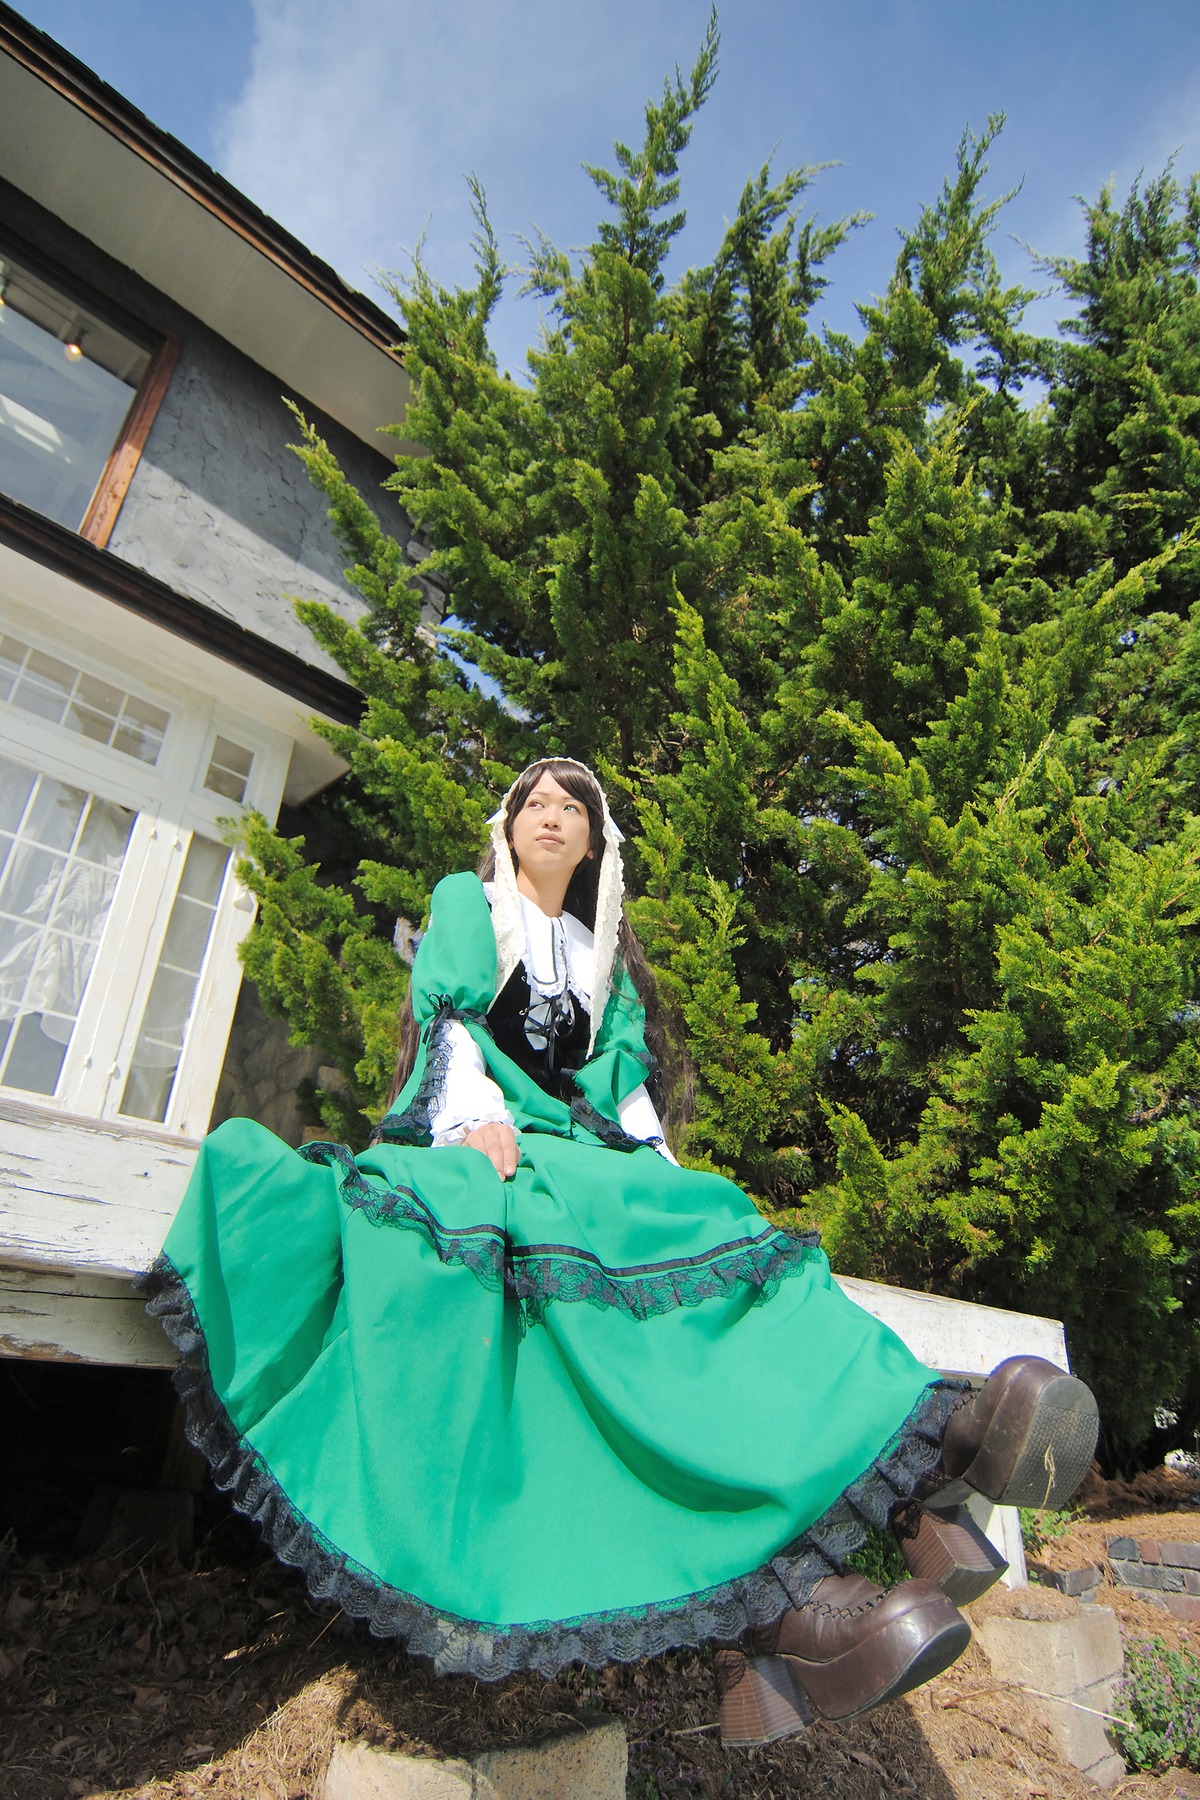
[2,1471,1200,1799]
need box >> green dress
[147,872,961,1678]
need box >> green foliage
[1114,1637,1200,1773]
[232,18,1200,1459]
[845,1526,908,1590]
[1019,1505,1078,1557]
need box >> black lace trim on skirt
[297,1136,820,1323]
[298,1138,509,1291]
[141,1255,967,1681]
[510,1231,823,1323]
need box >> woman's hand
[461,1122,520,1180]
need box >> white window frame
[0,611,290,1134]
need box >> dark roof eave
[0,493,366,727]
[0,1,405,360]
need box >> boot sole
[961,1374,1098,1509]
[899,1504,1009,1606]
[787,1608,972,1721]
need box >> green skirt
[146,1118,961,1678]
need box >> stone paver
[472,1714,626,1800]
[321,1743,496,1800]
[320,1714,626,1800]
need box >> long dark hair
[388,761,689,1138]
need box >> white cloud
[212,0,711,373]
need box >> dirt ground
[2,1464,1200,1800]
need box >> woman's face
[509,773,594,883]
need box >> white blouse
[429,891,677,1162]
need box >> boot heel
[714,1649,814,1747]
[898,1504,1008,1605]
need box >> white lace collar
[482,883,594,1008]
[518,892,594,1007]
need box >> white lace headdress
[488,759,625,1054]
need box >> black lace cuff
[567,1094,649,1152]
[371,999,494,1147]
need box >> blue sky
[15,0,1200,383]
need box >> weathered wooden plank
[0,1266,173,1366]
[0,1097,198,1278]
[836,1274,1069,1375]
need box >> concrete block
[976,1606,1124,1783]
[1109,1558,1184,1590]
[1106,1537,1136,1559]
[1136,1539,1162,1564]
[1032,1675,1123,1783]
[321,1744,496,1800]
[977,1602,1122,1697]
[472,1715,627,1800]
[1086,1752,1128,1790]
[1160,1542,1200,1571]
[1030,1564,1102,1598]
[1125,1585,1171,1611]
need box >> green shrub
[1113,1636,1200,1772]
[1019,1505,1077,1557]
[846,1525,908,1589]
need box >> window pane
[120,835,228,1122]
[160,894,215,970]
[12,649,75,725]
[0,756,135,1098]
[0,843,66,919]
[0,632,171,768]
[178,835,228,902]
[138,967,200,1048]
[0,635,23,701]
[68,672,124,747]
[25,776,87,851]
[75,794,136,869]
[204,736,254,803]
[3,1012,68,1094]
[0,246,152,531]
[0,759,34,831]
[115,695,170,765]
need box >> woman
[146,758,1099,1747]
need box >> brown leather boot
[715,1573,970,1746]
[938,1355,1099,1510]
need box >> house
[0,0,436,1367]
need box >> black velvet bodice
[488,966,591,1103]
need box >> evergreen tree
[233,23,1200,1463]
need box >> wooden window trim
[80,333,181,549]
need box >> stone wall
[1106,1534,1200,1623]
[208,978,325,1146]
